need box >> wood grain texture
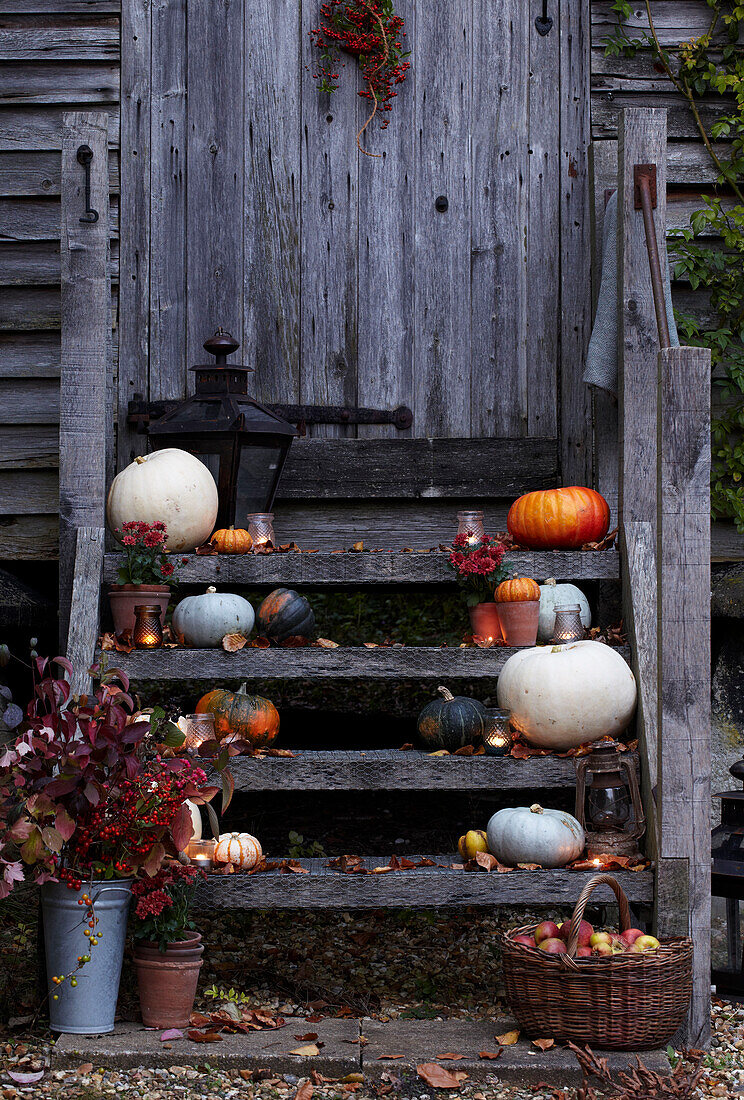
[243,0,300,406]
[0,106,120,151]
[194,861,654,910]
[58,111,109,646]
[0,514,57,559]
[559,0,592,487]
[221,750,583,792]
[0,239,118,284]
[0,468,57,511]
[105,644,631,682]
[0,425,58,468]
[412,1,471,438]
[117,0,149,467]
[0,378,59,421]
[0,331,61,377]
[65,525,104,695]
[656,345,711,1048]
[0,61,119,105]
[148,0,187,403]
[0,149,118,196]
[0,16,119,62]
[102,549,620,586]
[0,196,118,240]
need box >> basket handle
[566,873,632,957]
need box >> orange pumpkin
[495,577,540,602]
[210,526,253,554]
[195,682,279,747]
[214,832,262,869]
[507,487,610,550]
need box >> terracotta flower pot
[134,932,203,1028]
[468,602,503,641]
[496,600,539,647]
[109,585,170,637]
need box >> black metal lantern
[574,741,646,859]
[147,329,297,530]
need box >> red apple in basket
[576,945,592,958]
[558,919,593,947]
[513,934,537,948]
[538,937,567,954]
[534,921,560,945]
[592,941,613,957]
[619,928,644,948]
[590,931,611,948]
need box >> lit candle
[178,713,215,751]
[551,604,585,644]
[186,839,215,872]
[456,510,485,547]
[247,512,275,548]
[133,604,163,649]
[482,707,513,756]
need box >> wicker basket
[501,874,692,1050]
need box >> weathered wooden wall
[0,0,120,560]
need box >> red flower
[160,562,175,578]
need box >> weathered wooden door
[119,0,590,473]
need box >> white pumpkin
[497,640,636,749]
[107,448,218,552]
[185,799,202,842]
[487,804,585,868]
[172,586,255,647]
[537,578,591,642]
[214,832,263,870]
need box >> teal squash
[257,587,315,643]
[417,686,486,750]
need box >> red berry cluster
[309,0,410,140]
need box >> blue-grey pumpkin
[417,686,486,750]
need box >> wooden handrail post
[656,344,711,1047]
[66,527,105,697]
[59,112,110,649]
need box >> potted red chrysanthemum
[447,533,509,640]
[109,521,181,637]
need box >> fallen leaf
[341,1073,364,1083]
[160,1029,183,1041]
[222,632,248,652]
[316,638,339,648]
[294,1032,318,1042]
[436,1053,464,1061]
[416,1063,466,1089]
[516,862,542,871]
[305,1014,325,1023]
[363,641,378,648]
[478,1051,502,1061]
[532,1038,554,1050]
[377,1054,404,1061]
[351,541,364,551]
[8,1071,44,1084]
[76,1064,94,1074]
[188,1030,224,1043]
[290,1044,320,1057]
[294,1082,313,1100]
[495,1030,520,1046]
[475,851,499,872]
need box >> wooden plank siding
[0,0,120,561]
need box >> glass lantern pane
[587,786,631,829]
[235,444,283,519]
[192,452,221,486]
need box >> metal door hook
[76,144,99,224]
[535,0,553,35]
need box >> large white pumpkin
[497,640,636,749]
[172,586,255,647]
[537,579,591,642]
[487,804,585,868]
[107,448,218,551]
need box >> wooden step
[223,750,579,791]
[103,549,619,587]
[193,858,654,909]
[102,644,631,681]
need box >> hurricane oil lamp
[133,604,163,649]
[574,741,645,858]
[179,713,215,750]
[247,512,275,548]
[148,329,297,530]
[482,708,513,756]
[456,510,485,547]
[552,603,585,644]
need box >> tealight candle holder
[482,707,513,756]
[179,713,215,750]
[186,839,215,872]
[133,604,164,649]
[456,509,485,547]
[551,603,585,644]
[247,512,275,548]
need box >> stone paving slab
[359,1018,672,1086]
[53,1017,361,1076]
[53,1016,671,1087]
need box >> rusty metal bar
[633,163,671,350]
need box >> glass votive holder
[456,509,485,547]
[133,604,163,649]
[247,512,275,548]
[178,712,215,750]
[482,708,513,756]
[552,604,585,644]
[186,839,215,872]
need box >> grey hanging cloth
[583,190,679,396]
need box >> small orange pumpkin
[214,832,262,869]
[495,577,541,603]
[210,526,253,554]
[195,683,280,747]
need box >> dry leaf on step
[222,633,248,652]
[532,1038,554,1051]
[495,1030,520,1046]
[416,1063,468,1089]
[478,1051,502,1060]
[290,1044,320,1057]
